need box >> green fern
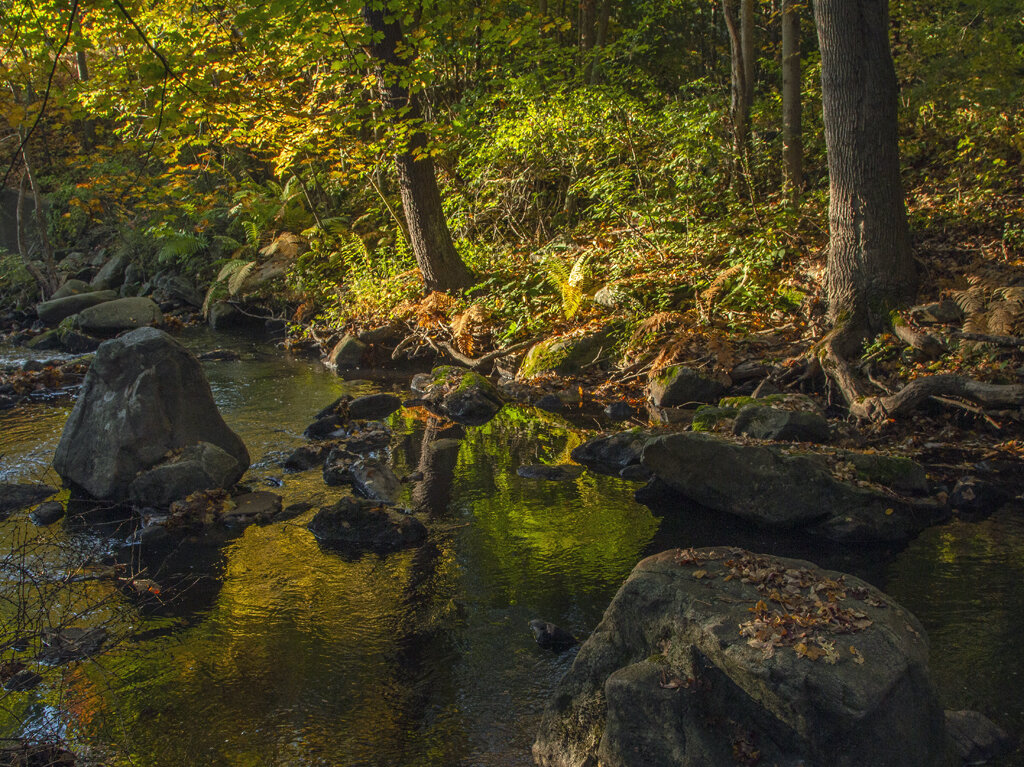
[544,253,594,319]
[156,231,206,266]
[241,220,262,249]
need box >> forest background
[2,0,1023,422]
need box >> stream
[1,328,1022,766]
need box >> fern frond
[228,261,257,295]
[216,258,251,283]
[987,300,1020,336]
[242,220,261,249]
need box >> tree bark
[740,0,754,109]
[781,0,802,194]
[362,4,475,293]
[813,0,915,341]
[723,0,750,155]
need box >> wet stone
[0,483,58,518]
[516,464,585,481]
[37,627,107,664]
[30,501,65,526]
[307,497,426,554]
[3,669,43,691]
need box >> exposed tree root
[822,330,1024,421]
[399,329,534,372]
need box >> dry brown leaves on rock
[673,548,882,663]
[167,489,233,530]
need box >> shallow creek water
[1,329,1022,766]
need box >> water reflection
[2,331,1022,765]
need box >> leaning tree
[362,2,475,294]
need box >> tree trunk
[740,0,754,109]
[362,4,475,293]
[781,0,802,194]
[814,0,915,344]
[723,0,750,155]
[587,0,612,85]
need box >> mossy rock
[692,405,738,432]
[843,452,929,495]
[518,330,610,380]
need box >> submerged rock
[30,501,65,526]
[944,710,1015,765]
[0,483,58,518]
[640,433,945,543]
[198,349,241,362]
[570,429,657,477]
[38,626,107,664]
[53,327,249,501]
[533,548,949,767]
[307,497,426,553]
[529,620,577,652]
[517,464,585,482]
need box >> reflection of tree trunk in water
[411,421,464,518]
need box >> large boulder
[52,327,249,501]
[640,433,944,542]
[76,297,163,333]
[36,290,117,324]
[533,548,952,767]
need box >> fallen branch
[433,337,534,371]
[891,320,945,359]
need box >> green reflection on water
[12,394,659,767]
[884,510,1024,765]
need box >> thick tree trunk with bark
[814,0,915,344]
[362,4,475,293]
[781,0,802,193]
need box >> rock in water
[0,483,57,518]
[529,620,578,652]
[307,497,426,553]
[533,548,950,767]
[53,327,249,501]
[76,296,163,333]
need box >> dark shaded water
[1,329,1022,765]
